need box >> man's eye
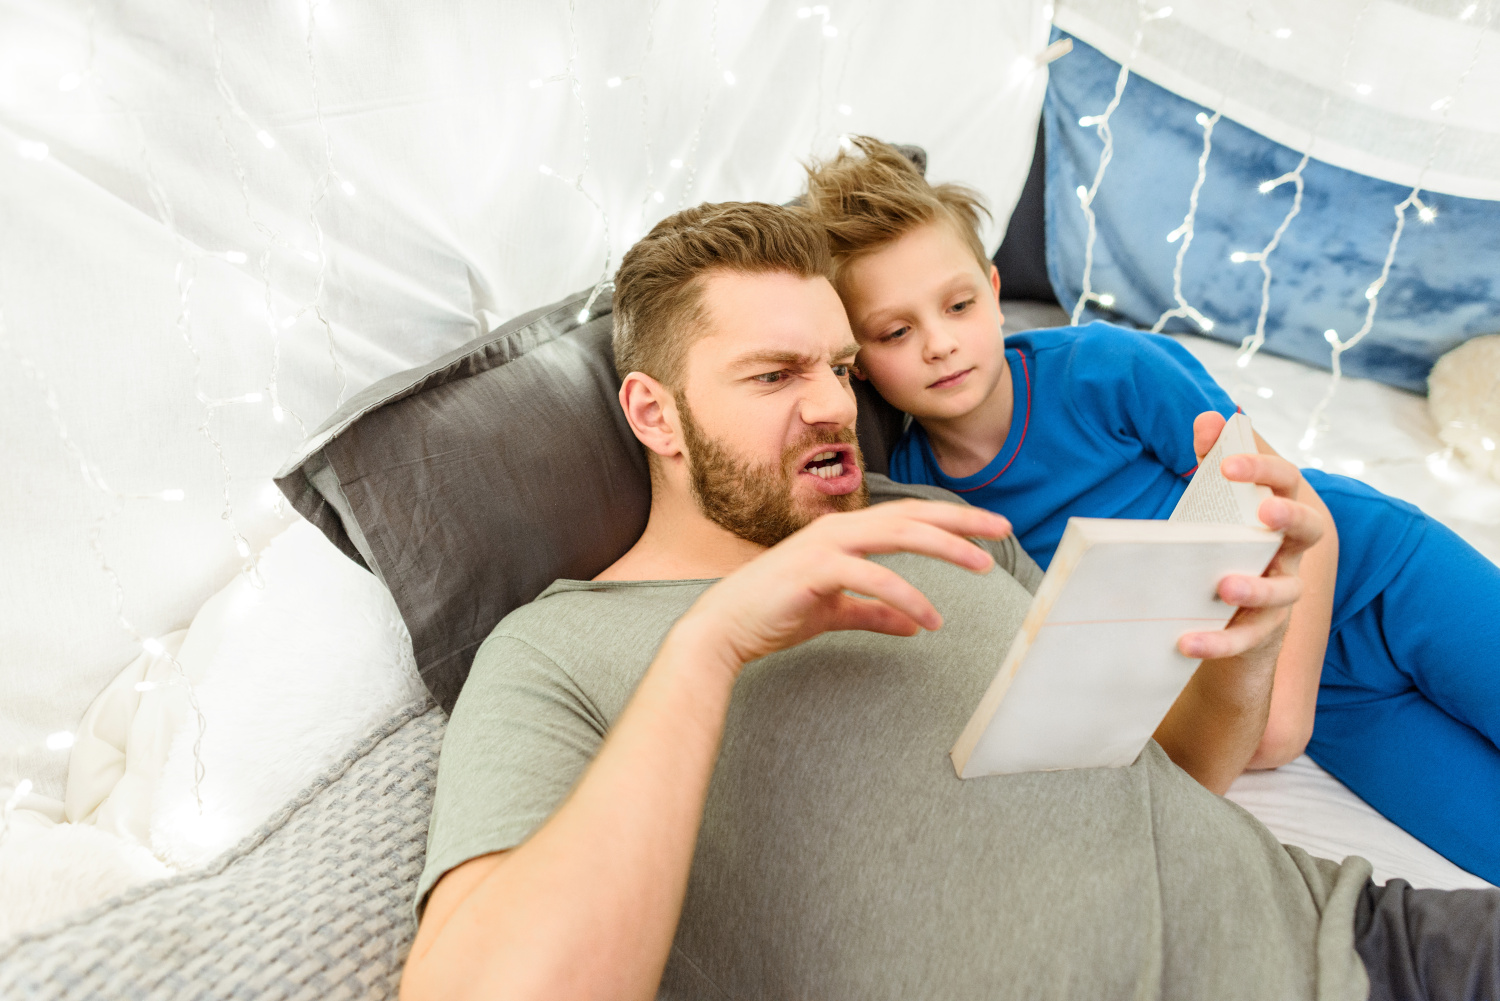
[832,364,851,378]
[753,370,787,384]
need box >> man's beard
[676,394,869,549]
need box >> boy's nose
[922,326,958,361]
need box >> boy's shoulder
[1008,320,1177,359]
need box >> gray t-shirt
[419,477,1370,1000]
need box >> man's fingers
[826,500,1010,570]
[826,594,923,638]
[843,515,1000,574]
[828,555,944,631]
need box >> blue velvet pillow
[1043,30,1500,394]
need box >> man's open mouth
[796,443,862,496]
[804,449,845,479]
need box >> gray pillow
[277,286,906,712]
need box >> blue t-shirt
[888,322,1427,630]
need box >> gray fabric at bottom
[1356,877,1500,1001]
[0,700,442,1001]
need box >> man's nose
[800,367,858,429]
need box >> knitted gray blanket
[0,700,443,1001]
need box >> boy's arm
[1151,443,1326,794]
[1245,426,1338,769]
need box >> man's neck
[918,353,1015,480]
[595,486,765,582]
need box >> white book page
[1169,413,1268,526]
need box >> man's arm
[1152,439,1326,795]
[399,500,1011,1001]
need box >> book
[950,413,1279,779]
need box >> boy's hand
[1177,411,1322,661]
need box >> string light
[1299,0,1493,452]
[1070,2,1174,325]
[1148,41,1248,340]
[1234,2,1374,374]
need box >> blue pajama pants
[1309,514,1500,884]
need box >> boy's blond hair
[612,201,833,386]
[801,136,992,284]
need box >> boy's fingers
[1179,605,1286,659]
[1221,453,1301,498]
[1217,572,1303,610]
[1193,411,1227,461]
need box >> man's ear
[618,371,683,460]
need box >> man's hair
[801,135,992,283]
[611,201,833,385]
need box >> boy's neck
[918,352,1015,479]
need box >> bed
[2,287,1493,1000]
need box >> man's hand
[402,500,1011,1001]
[1153,411,1329,793]
[682,500,1011,677]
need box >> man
[400,202,1494,1001]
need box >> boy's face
[838,221,1006,423]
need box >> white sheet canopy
[1,0,1053,801]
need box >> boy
[802,136,1500,883]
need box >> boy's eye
[881,326,909,343]
[951,297,975,314]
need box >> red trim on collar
[953,350,1030,494]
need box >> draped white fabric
[1054,0,1500,200]
[0,0,1052,800]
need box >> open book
[951,413,1280,779]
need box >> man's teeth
[812,451,836,462]
[812,462,844,479]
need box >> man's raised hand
[678,500,1011,677]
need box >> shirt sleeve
[414,632,606,916]
[1065,325,1238,476]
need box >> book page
[1169,413,1265,526]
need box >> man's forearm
[402,615,739,1001]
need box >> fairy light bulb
[45,731,75,751]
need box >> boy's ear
[989,264,1005,331]
[851,358,868,381]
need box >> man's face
[675,269,868,548]
[837,221,1007,422]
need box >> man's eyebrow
[731,343,860,368]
